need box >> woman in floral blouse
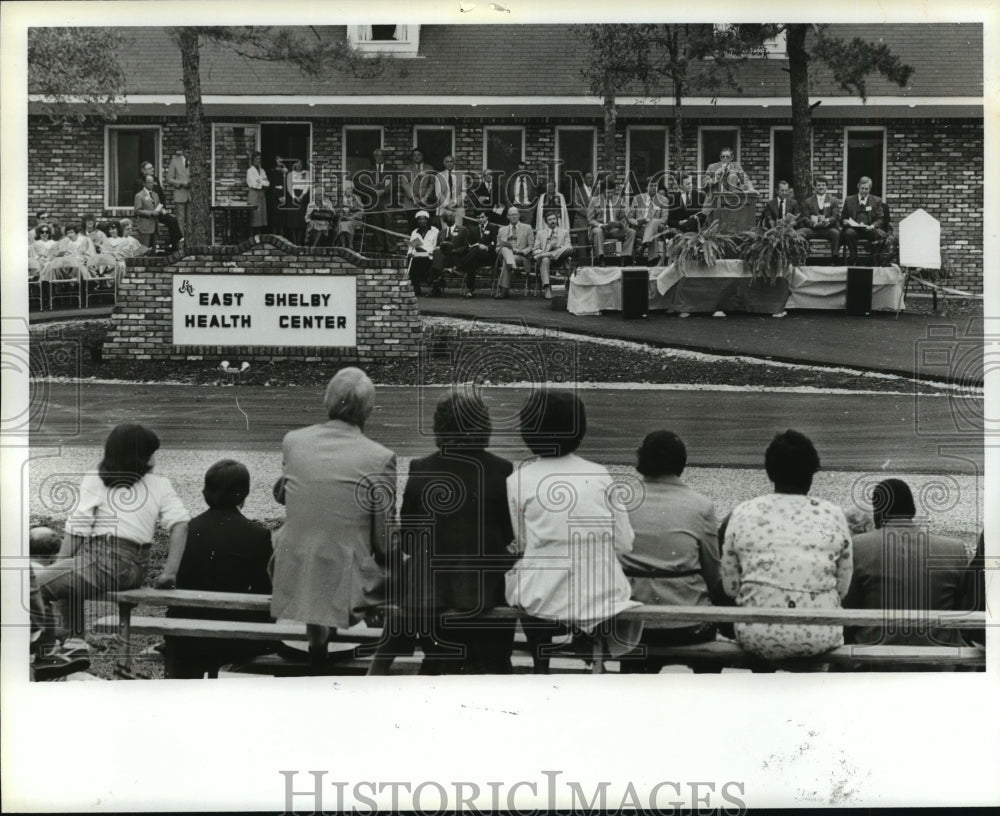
[721,429,853,660]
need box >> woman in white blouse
[246,151,271,235]
[35,424,190,649]
[285,159,311,244]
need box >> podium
[705,191,759,232]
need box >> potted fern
[663,220,739,275]
[742,219,810,284]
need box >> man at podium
[702,147,756,194]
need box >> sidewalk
[27,293,984,383]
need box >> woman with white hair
[270,367,397,671]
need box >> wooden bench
[100,589,985,676]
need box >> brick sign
[173,274,357,347]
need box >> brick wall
[102,235,421,362]
[29,112,984,292]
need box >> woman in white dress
[246,151,270,234]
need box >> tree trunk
[602,95,617,181]
[178,29,210,246]
[786,24,813,201]
[672,82,684,182]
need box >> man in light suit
[165,148,191,236]
[532,210,573,298]
[797,175,842,259]
[702,146,756,195]
[494,206,534,298]
[586,175,636,266]
[133,175,163,248]
[841,175,886,265]
[629,177,669,263]
[270,367,396,671]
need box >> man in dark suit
[468,168,508,225]
[430,209,466,295]
[361,148,395,255]
[797,175,842,259]
[401,147,435,230]
[458,211,498,296]
[841,175,886,265]
[570,170,596,235]
[508,160,538,227]
[163,459,274,679]
[666,174,707,233]
[760,180,802,228]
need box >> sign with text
[172,274,358,347]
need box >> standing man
[535,179,570,232]
[760,180,801,228]
[166,148,191,237]
[494,206,534,299]
[798,175,842,260]
[586,175,636,266]
[508,161,537,228]
[841,176,886,265]
[471,168,508,225]
[401,148,433,230]
[571,170,596,236]
[365,148,395,256]
[532,210,573,299]
[435,155,466,228]
[135,160,184,251]
[134,175,164,248]
[702,147,756,195]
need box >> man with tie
[402,148,434,230]
[494,206,534,299]
[798,175,842,260]
[457,211,498,297]
[435,155,466,228]
[535,179,570,232]
[532,211,573,299]
[134,160,184,251]
[430,209,467,296]
[586,175,636,266]
[841,176,887,265]
[133,175,164,248]
[760,180,802,228]
[166,148,191,236]
[469,168,507,225]
[629,177,669,264]
[702,147,756,195]
[571,170,596,234]
[508,161,537,227]
[365,148,395,255]
[666,174,707,236]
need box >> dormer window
[348,25,420,56]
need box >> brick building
[28,23,984,291]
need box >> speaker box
[845,267,873,316]
[621,268,649,319]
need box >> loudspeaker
[621,267,649,319]
[845,267,873,316]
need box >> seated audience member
[41,222,95,283]
[629,177,668,264]
[961,532,985,647]
[430,209,466,296]
[163,459,275,679]
[494,206,534,299]
[34,424,190,654]
[270,367,395,672]
[29,210,52,243]
[28,224,56,280]
[586,175,636,266]
[797,175,842,259]
[702,146,756,195]
[532,210,573,299]
[406,210,439,297]
[459,210,498,297]
[535,179,570,232]
[619,431,727,674]
[665,174,707,239]
[760,180,801,228]
[841,175,887,265]
[721,430,853,661]
[842,478,970,650]
[105,219,148,262]
[505,389,642,673]
[368,391,517,675]
[334,181,364,249]
[305,190,337,247]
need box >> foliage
[812,33,914,100]
[27,28,129,123]
[741,220,810,284]
[664,220,739,274]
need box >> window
[344,126,383,177]
[347,25,420,55]
[626,127,668,195]
[698,127,740,175]
[556,127,596,189]
[413,126,454,170]
[105,126,161,208]
[483,127,524,176]
[844,127,886,198]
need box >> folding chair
[84,270,118,308]
[28,276,43,310]
[48,267,83,310]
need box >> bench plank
[94,615,383,644]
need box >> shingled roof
[43,23,982,100]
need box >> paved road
[29,382,981,473]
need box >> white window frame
[482,126,525,171]
[342,125,384,175]
[625,125,669,189]
[210,123,261,207]
[768,125,814,198]
[412,125,455,164]
[555,126,598,181]
[842,125,888,199]
[347,25,420,56]
[697,125,741,174]
[104,124,162,212]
